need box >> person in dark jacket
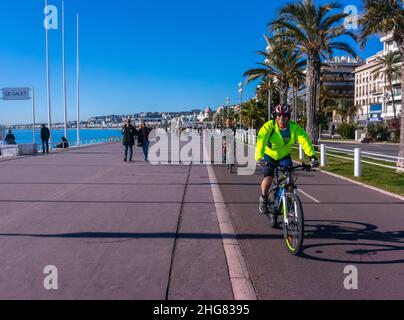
[40,124,51,154]
[137,122,152,162]
[56,137,69,149]
[122,118,137,162]
[4,129,16,145]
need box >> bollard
[320,144,327,167]
[354,148,361,177]
[299,144,304,160]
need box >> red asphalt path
[0,142,232,300]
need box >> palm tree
[372,52,401,120]
[324,98,360,123]
[241,99,268,129]
[270,0,357,144]
[244,36,306,106]
[290,65,306,122]
[359,0,404,169]
[319,86,337,112]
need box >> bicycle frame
[270,168,299,226]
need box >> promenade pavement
[0,141,233,300]
[1,133,403,300]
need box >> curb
[318,169,404,202]
[203,142,257,301]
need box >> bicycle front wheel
[282,193,305,256]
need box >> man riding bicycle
[256,104,319,214]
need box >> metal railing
[304,144,404,175]
[36,136,121,153]
[233,131,404,176]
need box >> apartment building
[288,56,362,124]
[354,35,402,123]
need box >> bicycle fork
[280,187,298,227]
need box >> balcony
[371,89,383,95]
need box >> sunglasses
[277,114,290,118]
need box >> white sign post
[1,87,37,144]
[2,88,31,101]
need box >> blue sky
[0,0,383,125]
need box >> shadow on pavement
[301,220,404,264]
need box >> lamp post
[265,45,272,120]
[226,97,230,126]
[239,82,244,131]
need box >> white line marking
[298,189,321,203]
[203,140,257,301]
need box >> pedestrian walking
[138,121,151,162]
[122,118,137,162]
[40,125,50,154]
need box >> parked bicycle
[264,162,316,256]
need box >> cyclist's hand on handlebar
[257,159,266,167]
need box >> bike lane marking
[298,189,321,203]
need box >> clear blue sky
[0,0,383,125]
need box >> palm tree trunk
[280,80,289,105]
[389,81,397,120]
[306,54,321,144]
[293,87,297,122]
[397,38,404,170]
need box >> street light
[238,82,244,131]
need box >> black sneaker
[259,196,268,215]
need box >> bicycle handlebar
[263,162,317,173]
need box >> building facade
[288,56,363,125]
[354,34,402,124]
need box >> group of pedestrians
[121,118,151,162]
[3,125,66,155]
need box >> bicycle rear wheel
[282,193,304,256]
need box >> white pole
[62,0,68,139]
[76,13,80,147]
[320,144,327,167]
[45,0,52,149]
[299,144,304,160]
[268,82,272,121]
[355,148,362,177]
[32,87,36,144]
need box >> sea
[2,128,122,146]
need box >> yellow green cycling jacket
[255,120,316,161]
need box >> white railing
[36,136,121,153]
[307,144,404,175]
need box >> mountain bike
[265,162,316,256]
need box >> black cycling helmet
[274,104,291,116]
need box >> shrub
[336,123,357,139]
[367,122,389,141]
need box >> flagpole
[32,87,36,144]
[76,13,80,147]
[45,0,52,149]
[62,0,68,139]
